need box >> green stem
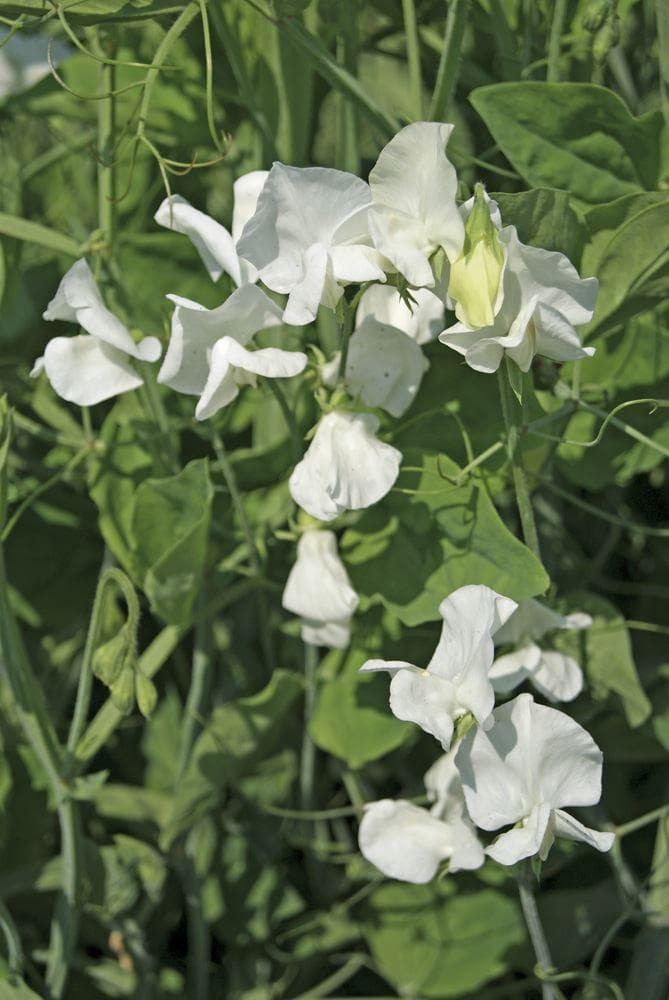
[1,447,89,543]
[97,56,116,261]
[267,380,302,462]
[335,0,360,174]
[176,615,213,780]
[0,897,23,975]
[546,0,568,82]
[401,0,422,119]
[656,0,669,127]
[616,805,668,838]
[428,0,469,120]
[336,299,354,383]
[517,864,559,1000]
[300,643,318,810]
[136,3,200,141]
[181,853,210,1000]
[497,363,543,563]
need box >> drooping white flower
[154,170,268,286]
[355,283,444,345]
[322,317,429,418]
[490,599,592,703]
[236,163,386,326]
[157,284,306,420]
[361,585,517,749]
[439,225,597,373]
[456,693,614,865]
[32,259,161,406]
[289,410,402,521]
[282,530,359,648]
[368,121,464,288]
[358,749,484,883]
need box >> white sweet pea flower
[282,530,359,648]
[359,750,484,883]
[491,599,592,703]
[157,284,306,420]
[289,410,401,521]
[439,225,597,373]
[355,284,444,345]
[154,170,268,286]
[32,259,161,407]
[322,317,429,418]
[236,163,386,326]
[368,121,464,288]
[456,693,614,865]
[361,585,517,749]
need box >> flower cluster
[358,585,613,880]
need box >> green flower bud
[448,184,505,329]
[135,673,158,719]
[592,18,619,65]
[110,666,135,715]
[92,630,128,687]
[581,0,609,33]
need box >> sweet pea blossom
[355,283,444,345]
[439,224,597,373]
[289,410,402,521]
[359,750,484,883]
[490,599,592,703]
[236,164,386,325]
[32,259,161,406]
[154,171,268,286]
[157,284,306,420]
[368,121,464,288]
[456,693,614,865]
[281,530,359,648]
[361,585,517,749]
[321,316,429,418]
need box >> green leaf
[492,189,588,264]
[309,645,413,768]
[131,459,214,625]
[646,814,669,927]
[161,670,303,847]
[0,213,80,258]
[471,83,664,204]
[363,883,524,998]
[539,879,622,967]
[0,977,43,999]
[342,451,548,626]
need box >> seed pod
[92,630,127,687]
[110,666,135,715]
[135,673,158,719]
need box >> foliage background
[0,0,668,998]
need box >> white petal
[289,410,402,521]
[301,618,352,649]
[489,644,542,694]
[495,599,592,645]
[40,335,142,406]
[344,316,429,417]
[515,239,598,325]
[369,122,464,274]
[158,285,283,395]
[553,809,614,852]
[231,170,269,241]
[486,802,553,865]
[534,302,595,363]
[328,244,386,285]
[283,243,329,326]
[282,530,359,623]
[359,658,419,675]
[356,284,444,345]
[530,650,583,703]
[359,799,455,883]
[389,668,457,749]
[154,194,241,284]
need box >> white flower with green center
[368,121,464,288]
[236,164,386,326]
[288,410,402,521]
[490,599,592,703]
[359,749,484,883]
[157,284,306,420]
[361,585,517,749]
[282,530,359,649]
[32,259,161,406]
[455,693,614,865]
[154,170,268,286]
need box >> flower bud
[135,673,158,719]
[581,0,609,32]
[110,666,135,715]
[92,630,128,687]
[447,185,505,329]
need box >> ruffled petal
[553,809,614,853]
[154,194,241,284]
[282,530,359,624]
[486,802,553,865]
[359,799,456,883]
[494,599,592,644]
[343,317,429,417]
[534,302,595,363]
[39,335,142,406]
[356,284,444,344]
[389,668,457,749]
[231,170,269,241]
[283,243,329,326]
[489,644,542,694]
[530,650,584,703]
[301,618,352,649]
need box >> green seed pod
[110,666,135,715]
[135,673,158,719]
[92,630,128,687]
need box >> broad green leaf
[625,926,669,1000]
[555,593,651,727]
[471,83,664,203]
[131,459,213,625]
[342,451,548,626]
[492,189,587,264]
[309,645,413,768]
[0,213,80,258]
[161,670,303,846]
[0,0,182,21]
[363,883,525,998]
[0,978,43,999]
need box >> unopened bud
[135,673,158,718]
[110,666,135,715]
[448,185,505,329]
[92,630,127,687]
